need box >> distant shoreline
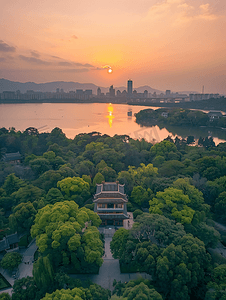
[128,98,226,113]
[0,97,226,113]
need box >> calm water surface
[0,103,225,145]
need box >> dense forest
[0,126,226,300]
[129,97,226,112]
[135,108,226,129]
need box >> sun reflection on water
[106,103,115,128]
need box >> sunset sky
[0,0,225,93]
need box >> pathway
[71,227,151,291]
[0,239,37,296]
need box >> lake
[0,103,225,145]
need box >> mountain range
[0,78,163,94]
[0,78,197,95]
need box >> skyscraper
[109,85,115,97]
[127,79,133,95]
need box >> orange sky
[0,0,225,93]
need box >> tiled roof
[0,233,19,252]
[2,152,22,162]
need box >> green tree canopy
[149,187,195,224]
[155,235,211,300]
[131,213,186,247]
[150,140,178,159]
[57,177,90,206]
[9,201,37,233]
[1,252,22,271]
[31,201,102,270]
[2,174,25,196]
[40,287,86,300]
[123,282,163,300]
[110,228,130,259]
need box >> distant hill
[0,78,162,94]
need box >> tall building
[127,79,133,95]
[93,182,129,226]
[109,85,115,97]
[97,87,101,97]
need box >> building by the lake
[93,182,129,226]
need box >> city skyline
[0,0,226,93]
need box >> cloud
[146,0,219,25]
[51,55,61,59]
[30,51,40,58]
[19,55,51,65]
[58,61,94,67]
[93,67,105,71]
[58,68,90,73]
[58,61,72,66]
[199,4,218,20]
[74,62,94,67]
[71,35,78,39]
[0,57,6,62]
[0,40,16,52]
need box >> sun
[107,68,113,74]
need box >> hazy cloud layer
[146,0,219,25]
[0,41,16,52]
[30,51,40,58]
[19,55,51,65]
[58,68,90,73]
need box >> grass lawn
[0,273,11,290]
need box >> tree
[159,160,185,177]
[172,178,209,213]
[100,166,117,182]
[117,166,137,195]
[1,252,22,271]
[131,186,153,207]
[42,151,66,170]
[149,187,195,224]
[113,278,162,300]
[31,201,102,270]
[2,174,25,196]
[110,228,130,259]
[0,293,11,300]
[12,277,44,300]
[40,288,86,300]
[133,209,143,219]
[93,172,105,186]
[93,148,124,172]
[29,158,51,176]
[135,163,158,189]
[155,235,211,300]
[11,184,43,206]
[45,188,64,205]
[150,140,178,160]
[214,191,226,224]
[187,136,195,145]
[57,177,90,206]
[33,256,54,289]
[88,283,111,300]
[131,213,186,247]
[35,170,62,192]
[9,201,37,233]
[123,282,163,300]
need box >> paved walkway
[214,221,226,232]
[18,239,38,279]
[71,231,151,292]
[0,239,37,296]
[123,212,134,230]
